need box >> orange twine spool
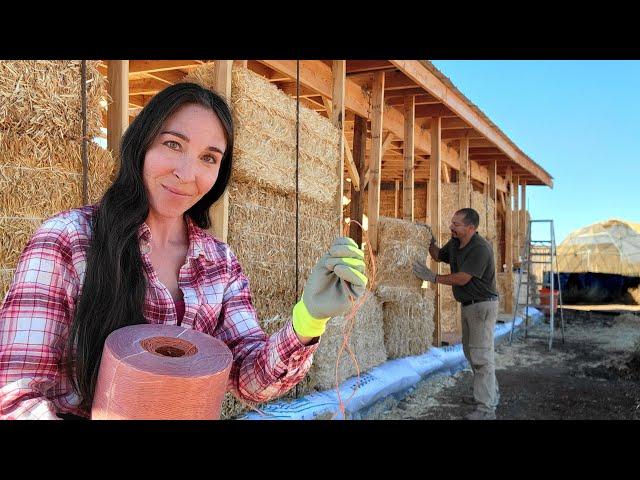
[91,324,232,420]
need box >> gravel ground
[371,311,640,420]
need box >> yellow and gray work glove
[413,260,437,283]
[292,237,368,338]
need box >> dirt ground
[372,310,640,420]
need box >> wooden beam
[415,104,455,118]
[128,60,203,74]
[128,78,168,95]
[430,117,442,346]
[261,60,493,188]
[368,71,385,252]
[442,163,451,183]
[350,116,367,246]
[504,167,514,313]
[403,96,415,222]
[458,138,470,208]
[210,60,233,243]
[332,60,346,232]
[521,179,527,247]
[513,176,520,263]
[441,128,483,140]
[146,70,187,85]
[234,60,248,69]
[489,159,497,225]
[323,96,360,192]
[390,60,553,187]
[107,61,129,167]
[346,60,394,74]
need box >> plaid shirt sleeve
[214,250,319,404]
[0,217,78,420]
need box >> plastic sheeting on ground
[241,307,544,420]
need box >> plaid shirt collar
[137,216,216,263]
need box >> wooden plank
[128,60,203,74]
[107,61,129,168]
[350,116,367,245]
[505,167,514,313]
[367,71,385,252]
[403,95,415,222]
[390,60,553,187]
[128,78,168,95]
[234,60,248,69]
[415,104,456,118]
[489,160,497,241]
[323,96,360,192]
[442,163,451,183]
[430,117,442,346]
[210,60,233,243]
[513,176,520,263]
[458,138,470,208]
[346,60,394,74]
[441,128,484,140]
[332,61,346,233]
[146,70,187,84]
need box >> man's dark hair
[455,208,480,229]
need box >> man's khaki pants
[461,300,499,413]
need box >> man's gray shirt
[437,232,498,303]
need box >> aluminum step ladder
[509,219,565,351]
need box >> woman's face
[143,103,227,220]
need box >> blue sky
[431,60,640,244]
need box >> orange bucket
[539,287,559,316]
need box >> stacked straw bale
[308,293,386,391]
[378,182,427,221]
[440,184,460,333]
[375,217,435,358]
[184,65,341,418]
[0,61,115,301]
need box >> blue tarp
[241,307,544,420]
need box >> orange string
[332,219,377,419]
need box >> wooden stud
[331,61,346,233]
[210,60,233,242]
[430,117,442,346]
[107,60,129,168]
[505,167,514,313]
[458,138,470,208]
[350,115,367,245]
[367,71,385,252]
[403,95,415,222]
[513,175,520,263]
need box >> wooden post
[394,180,400,218]
[107,60,129,168]
[442,163,451,183]
[367,71,385,252]
[425,178,431,223]
[513,175,520,263]
[430,117,442,346]
[458,138,470,208]
[403,95,415,222]
[331,61,346,234]
[210,60,233,242]
[350,115,366,245]
[521,180,527,245]
[233,60,248,68]
[505,167,514,313]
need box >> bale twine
[309,293,386,391]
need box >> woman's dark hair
[66,82,234,409]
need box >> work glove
[292,237,368,338]
[412,260,437,283]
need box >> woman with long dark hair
[0,82,367,419]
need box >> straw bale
[440,183,459,237]
[0,61,106,140]
[497,272,517,313]
[227,181,338,323]
[375,217,431,288]
[470,190,488,238]
[308,293,386,391]
[382,287,435,359]
[184,65,340,205]
[0,268,15,303]
[0,144,114,218]
[0,217,43,269]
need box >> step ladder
[509,219,565,351]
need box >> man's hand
[412,260,437,283]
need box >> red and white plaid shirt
[0,205,318,420]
